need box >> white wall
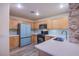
[0,4,9,56]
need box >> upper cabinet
[10,16,68,30]
[31,22,37,30]
[33,22,39,30]
[33,20,47,30]
[33,17,68,30]
[46,19,52,30]
[51,17,68,29]
[9,16,33,30]
[9,19,20,29]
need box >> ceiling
[10,3,69,20]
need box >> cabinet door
[35,20,47,29]
[46,19,52,30]
[51,17,68,29]
[38,21,47,25]
[13,36,20,48]
[45,36,54,41]
[31,22,34,30]
[9,37,15,49]
[9,19,19,29]
[45,36,51,41]
[34,22,39,29]
[31,35,37,44]
[9,20,14,29]
[31,22,36,30]
[34,35,37,44]
[9,36,19,49]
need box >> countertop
[32,33,57,36]
[45,35,57,37]
[35,38,79,56]
[32,33,39,35]
[9,35,19,37]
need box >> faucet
[61,30,67,40]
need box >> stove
[37,31,48,44]
[37,34,45,43]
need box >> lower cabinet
[9,36,20,49]
[45,36,54,41]
[31,35,37,44]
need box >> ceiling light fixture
[35,12,40,16]
[17,4,23,9]
[60,4,64,8]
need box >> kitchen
[2,3,79,56]
[9,3,69,56]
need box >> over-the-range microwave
[39,24,47,29]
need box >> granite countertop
[45,35,57,37]
[32,33,40,35]
[9,35,19,37]
[35,38,79,56]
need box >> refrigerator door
[21,37,31,47]
[20,23,31,37]
[19,23,31,47]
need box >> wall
[69,4,79,43]
[0,4,9,55]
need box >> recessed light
[35,12,40,16]
[17,4,23,9]
[60,4,64,8]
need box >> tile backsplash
[32,30,41,34]
[48,29,69,40]
[9,29,17,35]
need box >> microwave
[39,24,47,29]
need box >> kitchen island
[35,37,79,56]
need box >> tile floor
[10,44,39,56]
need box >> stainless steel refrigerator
[18,23,31,47]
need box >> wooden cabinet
[45,35,54,41]
[31,22,38,30]
[31,22,34,30]
[10,16,33,30]
[51,17,68,29]
[32,22,39,29]
[31,35,37,44]
[35,22,39,29]
[9,19,21,29]
[9,36,20,49]
[33,19,52,30]
[34,20,47,29]
[46,19,52,30]
[27,17,68,30]
[38,20,47,25]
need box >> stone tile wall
[69,3,79,43]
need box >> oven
[37,31,48,44]
[37,34,45,43]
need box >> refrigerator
[18,23,31,47]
